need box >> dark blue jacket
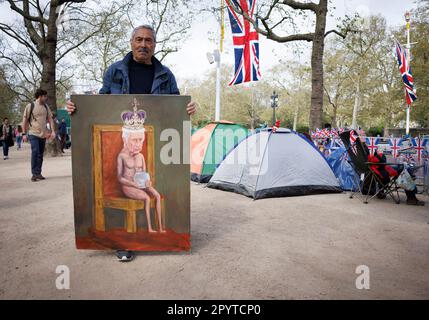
[99,52,180,95]
[58,122,67,135]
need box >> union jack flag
[412,138,427,162]
[311,128,319,139]
[349,130,358,144]
[226,0,261,85]
[395,40,417,105]
[322,128,330,138]
[349,130,358,154]
[389,138,401,158]
[365,137,379,156]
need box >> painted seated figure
[117,104,165,232]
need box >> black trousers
[29,135,46,175]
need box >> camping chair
[92,124,165,233]
[339,131,401,204]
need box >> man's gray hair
[130,25,157,42]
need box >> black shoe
[31,175,39,182]
[116,250,134,262]
[36,174,45,180]
[406,199,425,206]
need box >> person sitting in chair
[365,145,424,206]
[117,102,165,233]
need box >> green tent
[191,121,249,183]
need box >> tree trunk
[42,2,61,156]
[293,104,299,131]
[309,0,328,131]
[352,77,361,129]
[332,91,340,127]
[384,98,392,136]
[40,1,59,112]
[384,127,390,137]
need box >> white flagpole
[215,53,221,122]
[215,0,225,122]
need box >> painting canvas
[71,95,191,251]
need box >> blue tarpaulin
[326,147,359,191]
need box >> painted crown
[121,98,146,130]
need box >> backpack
[28,102,49,127]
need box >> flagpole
[215,53,221,122]
[405,11,411,136]
[220,0,225,54]
[215,0,225,122]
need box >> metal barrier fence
[315,136,429,194]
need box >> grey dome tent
[207,128,341,199]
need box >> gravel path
[1,144,428,299]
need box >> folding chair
[339,131,401,204]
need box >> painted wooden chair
[92,124,165,233]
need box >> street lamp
[270,91,279,126]
[405,11,411,23]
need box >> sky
[166,0,418,86]
[0,0,418,89]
